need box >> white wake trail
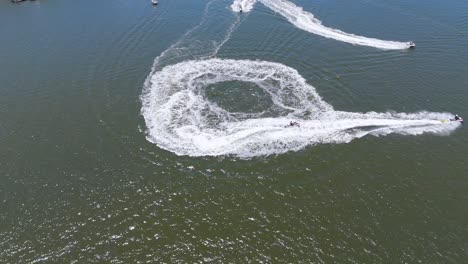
[141,1,458,158]
[141,59,459,158]
[147,0,239,72]
[232,0,412,50]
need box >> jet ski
[408,41,416,49]
[285,121,300,128]
[450,114,464,124]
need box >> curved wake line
[232,0,412,50]
[142,59,459,158]
[144,0,240,95]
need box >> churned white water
[139,0,459,158]
[232,0,412,50]
[141,58,458,158]
[231,0,256,12]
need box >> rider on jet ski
[451,114,464,124]
[288,121,300,127]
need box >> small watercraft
[408,41,416,49]
[443,114,464,124]
[450,114,464,124]
[285,121,300,128]
[152,0,158,5]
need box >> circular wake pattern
[142,59,459,158]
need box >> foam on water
[142,58,459,158]
[232,0,413,50]
[231,0,256,12]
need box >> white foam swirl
[232,0,413,50]
[141,59,459,157]
[231,0,256,12]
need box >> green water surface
[0,0,467,262]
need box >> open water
[1,0,467,262]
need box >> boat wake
[141,0,458,158]
[231,0,256,12]
[232,0,413,50]
[142,58,459,157]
